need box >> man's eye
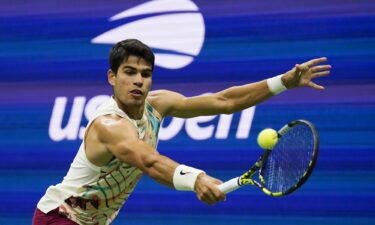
[125,70,136,75]
[142,73,151,78]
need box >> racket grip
[218,177,240,194]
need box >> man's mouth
[130,89,143,96]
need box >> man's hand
[281,57,331,90]
[194,173,226,205]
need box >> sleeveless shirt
[37,97,162,225]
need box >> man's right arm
[93,115,225,205]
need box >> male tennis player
[33,39,331,225]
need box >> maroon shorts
[32,208,78,225]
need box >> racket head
[259,120,319,197]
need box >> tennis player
[32,39,331,225]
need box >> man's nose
[133,73,143,87]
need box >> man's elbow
[216,92,235,114]
[115,141,160,175]
[141,153,160,175]
[219,99,235,114]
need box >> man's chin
[128,98,145,107]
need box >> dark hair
[109,39,155,73]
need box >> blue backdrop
[0,0,375,224]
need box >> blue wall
[0,0,374,224]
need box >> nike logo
[180,170,191,175]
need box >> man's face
[108,55,153,108]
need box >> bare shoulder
[91,114,138,142]
[147,89,181,101]
[147,90,186,117]
[85,114,139,166]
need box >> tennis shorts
[32,208,78,225]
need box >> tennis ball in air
[257,128,278,150]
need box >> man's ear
[107,69,116,86]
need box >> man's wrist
[173,164,205,191]
[267,75,287,95]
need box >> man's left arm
[149,57,331,118]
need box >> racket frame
[218,119,319,197]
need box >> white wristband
[267,75,287,95]
[173,164,205,191]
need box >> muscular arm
[97,116,178,187]
[149,81,271,118]
[148,57,331,118]
[94,115,225,204]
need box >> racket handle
[218,177,241,194]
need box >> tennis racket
[218,119,319,197]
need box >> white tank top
[37,97,162,225]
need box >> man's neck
[113,97,145,120]
[123,106,144,120]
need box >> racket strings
[262,123,314,193]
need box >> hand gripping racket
[218,119,319,197]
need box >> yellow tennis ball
[257,128,278,150]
